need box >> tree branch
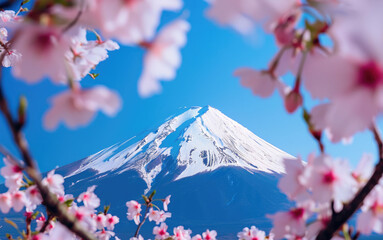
[316,124,383,239]
[0,56,97,240]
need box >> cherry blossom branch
[134,203,150,237]
[316,124,383,239]
[62,0,84,33]
[39,212,54,233]
[0,59,97,240]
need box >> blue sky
[0,0,379,174]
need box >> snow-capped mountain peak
[63,106,291,190]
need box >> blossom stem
[316,124,383,239]
[39,212,54,233]
[134,203,151,237]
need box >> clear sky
[0,0,379,174]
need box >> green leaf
[148,190,156,200]
[64,199,74,207]
[104,205,110,215]
[21,0,30,5]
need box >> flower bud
[284,88,303,113]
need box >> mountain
[53,106,293,238]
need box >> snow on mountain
[63,106,292,192]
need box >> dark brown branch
[39,212,53,233]
[316,125,383,239]
[134,204,150,238]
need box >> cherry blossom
[46,223,75,240]
[202,230,217,240]
[26,185,42,211]
[357,185,383,235]
[1,156,23,191]
[0,192,12,213]
[237,226,266,240]
[95,213,106,229]
[42,170,65,196]
[105,214,120,230]
[192,234,202,240]
[95,229,115,240]
[352,154,374,186]
[269,206,310,239]
[126,200,142,225]
[12,190,27,212]
[138,19,190,97]
[234,68,284,98]
[12,23,70,84]
[278,155,311,201]
[304,154,357,209]
[65,28,119,81]
[36,213,55,232]
[153,222,170,239]
[163,195,171,211]
[74,0,182,45]
[174,226,192,240]
[78,185,100,210]
[206,0,299,34]
[43,85,121,130]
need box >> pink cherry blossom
[95,214,106,229]
[0,10,15,23]
[278,156,310,201]
[71,206,97,231]
[138,19,190,97]
[0,192,12,213]
[1,156,23,191]
[12,23,70,84]
[206,0,299,34]
[234,68,284,98]
[36,213,55,232]
[352,154,374,186]
[95,229,115,240]
[43,85,121,130]
[42,170,65,196]
[163,195,171,211]
[153,222,170,239]
[12,190,26,212]
[357,185,383,235]
[202,230,217,240]
[26,185,42,211]
[65,28,119,81]
[0,27,21,68]
[105,214,119,230]
[237,226,266,240]
[46,223,75,240]
[304,154,357,210]
[174,226,192,240]
[192,234,202,240]
[269,206,309,240]
[126,200,142,225]
[302,1,383,142]
[78,185,100,209]
[148,207,160,223]
[76,0,182,44]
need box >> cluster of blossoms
[0,156,121,239]
[2,0,383,239]
[268,153,376,239]
[0,0,190,130]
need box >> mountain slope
[55,106,292,238]
[59,106,291,191]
